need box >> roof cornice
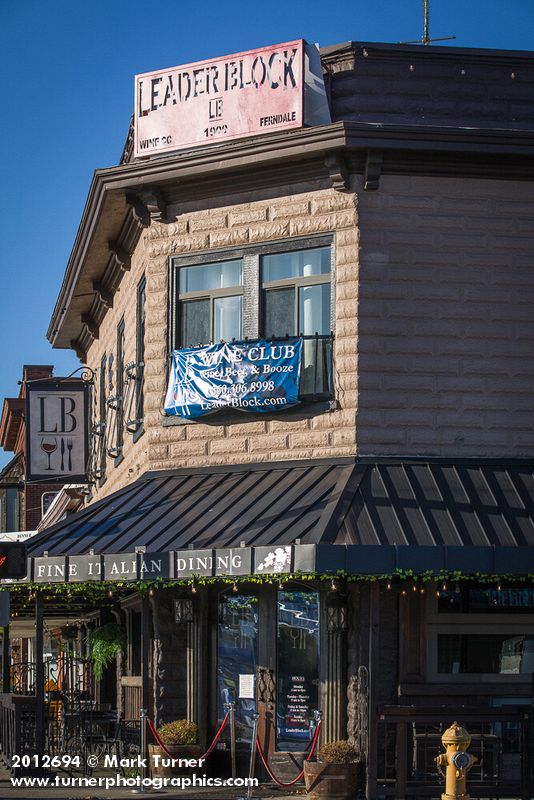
[48,119,534,351]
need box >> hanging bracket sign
[26,379,90,482]
[134,40,330,157]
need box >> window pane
[179,259,242,293]
[438,634,534,674]
[214,295,242,342]
[262,247,330,282]
[6,487,19,532]
[182,299,210,346]
[300,337,333,397]
[218,594,258,743]
[264,288,295,338]
[277,591,320,751]
[298,283,330,336]
[438,587,534,614]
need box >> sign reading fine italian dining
[134,40,330,157]
[26,379,90,482]
[164,339,302,419]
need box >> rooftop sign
[134,40,330,158]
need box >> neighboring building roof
[26,458,534,562]
[0,366,54,455]
[0,453,23,485]
[36,485,85,532]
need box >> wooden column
[2,625,10,692]
[34,592,45,761]
[366,582,380,800]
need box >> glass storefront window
[276,590,320,751]
[217,593,258,743]
[438,587,534,614]
[438,634,534,674]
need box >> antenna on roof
[400,0,456,45]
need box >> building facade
[12,40,534,795]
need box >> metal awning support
[34,592,45,764]
[2,625,10,692]
[141,593,150,732]
[366,582,380,800]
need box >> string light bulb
[107,589,113,599]
[232,583,238,593]
[331,580,338,592]
[442,581,447,592]
[148,587,155,597]
[387,581,392,591]
[191,582,197,594]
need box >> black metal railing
[298,333,334,400]
[0,693,37,768]
[377,705,534,798]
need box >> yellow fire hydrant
[435,721,477,800]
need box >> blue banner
[164,339,303,419]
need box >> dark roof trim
[321,40,534,65]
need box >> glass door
[217,592,258,744]
[276,590,320,752]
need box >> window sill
[162,398,338,427]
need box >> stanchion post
[227,702,237,779]
[138,707,147,794]
[240,710,260,800]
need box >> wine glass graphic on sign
[40,438,58,470]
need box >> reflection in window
[6,487,19,532]
[217,594,258,743]
[277,591,319,751]
[439,587,534,614]
[178,259,243,347]
[262,247,331,398]
[438,634,534,674]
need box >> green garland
[8,568,534,605]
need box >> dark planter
[148,743,203,777]
[303,760,360,800]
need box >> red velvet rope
[147,711,230,763]
[255,722,321,788]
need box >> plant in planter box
[304,740,360,800]
[149,720,202,778]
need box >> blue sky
[1,0,533,467]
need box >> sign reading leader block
[134,40,329,157]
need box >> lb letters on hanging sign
[164,338,303,419]
[26,379,90,482]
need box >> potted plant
[88,623,126,679]
[149,720,202,777]
[304,740,360,800]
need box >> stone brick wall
[86,182,359,500]
[357,175,534,457]
[84,171,534,503]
